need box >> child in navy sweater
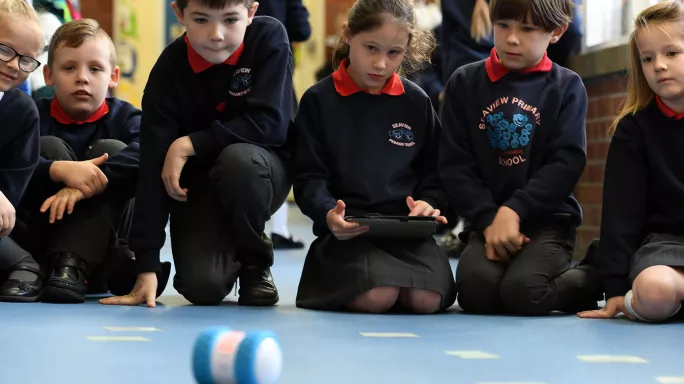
[101,0,293,308]
[294,0,456,314]
[578,0,684,323]
[439,0,598,315]
[11,19,170,303]
[440,0,493,84]
[0,0,43,302]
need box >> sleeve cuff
[134,250,162,274]
[421,197,440,211]
[477,210,497,232]
[503,195,531,222]
[603,277,631,300]
[36,159,55,184]
[315,200,338,229]
[188,130,219,161]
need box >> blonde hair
[48,19,117,69]
[0,0,39,21]
[609,0,684,134]
[471,0,492,42]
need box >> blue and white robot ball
[193,327,283,384]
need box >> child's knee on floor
[456,273,504,314]
[455,241,506,314]
[399,288,442,314]
[497,271,553,316]
[177,273,235,306]
[347,286,400,313]
[630,265,684,320]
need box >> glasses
[0,43,41,73]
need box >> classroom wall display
[113,0,165,108]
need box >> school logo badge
[480,96,542,167]
[389,123,415,147]
[230,68,252,96]
[485,112,533,150]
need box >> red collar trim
[185,35,244,74]
[656,96,684,120]
[485,48,553,82]
[332,58,404,96]
[50,98,109,125]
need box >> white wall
[584,0,665,49]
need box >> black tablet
[344,215,438,238]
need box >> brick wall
[79,0,113,38]
[574,72,627,255]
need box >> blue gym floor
[1,205,682,384]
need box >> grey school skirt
[628,233,684,283]
[295,234,457,312]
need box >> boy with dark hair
[13,18,170,303]
[101,0,293,307]
[439,0,599,316]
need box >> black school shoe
[42,252,90,303]
[271,233,305,250]
[556,239,604,312]
[237,265,279,306]
[0,266,44,303]
[579,238,605,302]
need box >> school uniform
[10,97,155,303]
[257,0,311,125]
[440,0,493,84]
[130,16,293,306]
[598,98,684,317]
[439,48,598,315]
[411,24,444,113]
[255,0,311,44]
[0,89,43,302]
[293,59,457,312]
[546,0,583,68]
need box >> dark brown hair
[175,0,255,12]
[48,18,116,68]
[489,0,575,32]
[332,0,436,76]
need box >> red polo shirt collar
[485,48,553,82]
[50,98,109,124]
[186,34,244,74]
[656,96,684,120]
[332,58,404,96]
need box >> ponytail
[470,0,492,42]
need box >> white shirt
[0,92,4,103]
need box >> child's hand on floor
[484,206,530,262]
[49,154,109,198]
[0,191,16,237]
[162,137,194,202]
[578,296,628,319]
[40,187,85,224]
[99,272,158,308]
[406,196,448,225]
[326,200,369,240]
